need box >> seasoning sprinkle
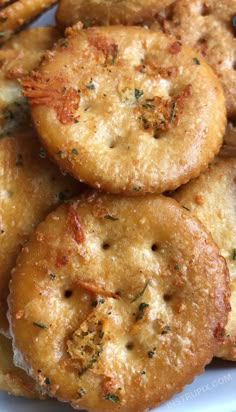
[71,148,78,155]
[104,215,119,221]
[193,57,200,65]
[104,393,120,403]
[135,88,144,100]
[49,273,56,280]
[170,100,177,123]
[15,153,23,167]
[33,321,47,329]
[86,83,95,90]
[131,280,150,303]
[233,248,236,260]
[44,377,50,385]
[136,302,149,321]
[0,31,7,37]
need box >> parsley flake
[86,83,95,90]
[233,248,236,260]
[33,321,47,329]
[193,57,201,65]
[39,148,46,158]
[15,153,23,167]
[44,377,50,385]
[131,280,150,303]
[71,148,78,155]
[104,215,119,221]
[135,88,144,100]
[49,273,56,280]
[104,393,120,403]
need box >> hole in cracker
[102,242,110,250]
[151,243,158,251]
[201,3,211,16]
[64,290,73,298]
[163,293,172,302]
[126,341,134,350]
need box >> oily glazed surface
[0,133,80,334]
[173,158,236,360]
[23,25,226,194]
[150,0,236,116]
[0,26,60,136]
[0,334,44,398]
[56,0,175,29]
[0,0,57,43]
[9,193,229,412]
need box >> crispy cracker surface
[56,0,175,29]
[9,193,229,411]
[0,133,80,334]
[150,0,236,116]
[23,25,226,194]
[0,334,44,398]
[0,26,60,136]
[173,158,236,360]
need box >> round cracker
[173,158,236,360]
[0,334,44,398]
[150,0,236,117]
[0,133,80,334]
[0,26,60,136]
[9,193,229,411]
[56,0,175,30]
[22,25,226,195]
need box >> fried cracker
[22,25,226,194]
[9,193,229,411]
[173,158,236,360]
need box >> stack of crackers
[0,1,235,411]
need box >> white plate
[1,5,235,412]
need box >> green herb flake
[99,331,104,339]
[15,153,23,167]
[134,88,144,100]
[91,300,98,307]
[141,370,146,375]
[131,280,150,303]
[39,148,46,158]
[182,205,190,212]
[104,215,119,221]
[170,100,177,123]
[133,186,141,191]
[193,57,201,65]
[0,31,7,37]
[86,83,95,90]
[44,377,50,385]
[60,40,68,48]
[148,350,155,358]
[77,388,86,399]
[161,325,171,335]
[33,321,47,329]
[104,393,120,403]
[142,103,155,109]
[49,273,56,280]
[111,44,119,65]
[71,148,79,155]
[174,264,180,270]
[74,119,79,123]
[57,150,64,157]
[233,248,236,260]
[136,302,149,321]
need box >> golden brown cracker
[0,132,80,334]
[173,158,236,360]
[22,25,226,195]
[9,193,229,411]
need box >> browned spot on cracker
[136,84,192,135]
[55,253,69,267]
[67,204,85,244]
[21,72,80,125]
[89,34,118,64]
[194,194,204,205]
[168,41,182,54]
